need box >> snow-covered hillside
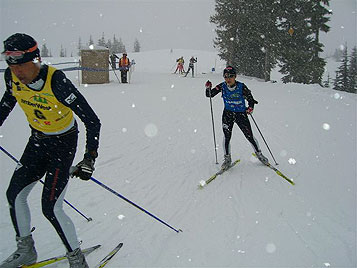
[0,49,356,267]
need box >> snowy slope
[0,50,356,268]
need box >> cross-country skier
[184,56,197,77]
[110,53,119,69]
[0,33,101,268]
[174,56,185,74]
[205,66,268,170]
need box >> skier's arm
[0,68,17,127]
[51,70,101,154]
[205,82,222,98]
[242,84,258,108]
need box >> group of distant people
[173,56,197,77]
[110,52,135,83]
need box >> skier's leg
[6,138,46,237]
[235,112,260,152]
[222,110,235,156]
[41,131,80,252]
[1,137,47,267]
[236,113,269,164]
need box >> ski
[198,159,240,189]
[21,244,101,268]
[265,163,295,185]
[252,153,295,185]
[95,242,123,268]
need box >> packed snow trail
[0,50,355,267]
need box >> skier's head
[2,33,40,65]
[123,53,127,57]
[223,66,236,78]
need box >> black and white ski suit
[0,64,101,252]
[206,81,260,155]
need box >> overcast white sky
[0,0,356,57]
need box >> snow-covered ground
[0,49,356,267]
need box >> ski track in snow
[0,50,356,267]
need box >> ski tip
[198,180,206,189]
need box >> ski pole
[88,175,182,233]
[208,84,219,164]
[108,60,121,84]
[249,114,278,165]
[0,145,93,222]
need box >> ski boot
[0,234,37,268]
[256,151,269,165]
[221,154,232,170]
[67,248,89,268]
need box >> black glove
[72,151,97,180]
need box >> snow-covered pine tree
[88,35,94,46]
[323,73,332,88]
[77,37,82,56]
[112,35,126,54]
[333,45,349,92]
[134,38,141,52]
[210,0,330,84]
[60,45,65,57]
[98,32,106,47]
[279,0,330,84]
[210,0,279,80]
[347,46,357,93]
[41,44,50,57]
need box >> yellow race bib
[12,66,74,133]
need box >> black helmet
[2,33,40,65]
[223,66,236,77]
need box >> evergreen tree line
[210,0,331,85]
[331,45,357,93]
[40,33,141,57]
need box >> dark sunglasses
[224,74,235,78]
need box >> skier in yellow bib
[0,33,101,268]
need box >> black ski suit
[206,81,260,155]
[185,57,197,77]
[0,64,101,252]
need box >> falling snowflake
[144,123,158,137]
[333,93,340,99]
[288,158,296,165]
[266,243,277,253]
[322,123,330,130]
